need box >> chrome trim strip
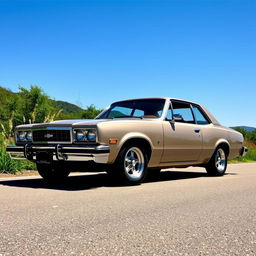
[32,146,56,150]
[30,127,72,130]
[32,141,72,144]
[6,145,24,150]
[160,160,196,164]
[62,147,96,150]
[62,153,94,156]
[8,151,24,155]
[11,157,27,161]
[46,127,72,130]
[8,145,110,151]
[96,145,110,150]
[62,145,109,151]
[52,153,109,163]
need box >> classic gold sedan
[7,98,247,184]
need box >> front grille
[33,130,71,143]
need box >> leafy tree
[19,85,53,123]
[6,98,18,137]
[234,127,247,138]
[247,130,256,144]
[82,105,102,119]
[0,92,21,139]
[234,127,256,144]
[0,85,103,145]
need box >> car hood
[15,118,158,129]
[16,119,111,129]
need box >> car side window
[171,101,195,124]
[133,109,144,117]
[192,105,210,125]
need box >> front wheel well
[119,138,152,160]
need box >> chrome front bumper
[6,144,110,164]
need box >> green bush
[0,148,36,174]
[230,141,256,163]
[234,127,256,144]
[233,149,256,162]
[0,148,20,174]
[18,159,36,171]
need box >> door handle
[194,128,201,133]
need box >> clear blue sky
[0,0,255,127]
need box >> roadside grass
[0,147,36,174]
[229,141,256,163]
[1,135,35,174]
[0,148,20,174]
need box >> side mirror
[173,114,183,122]
[165,114,183,123]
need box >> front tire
[37,162,70,182]
[111,145,149,185]
[206,147,227,176]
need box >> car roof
[112,97,221,125]
[113,97,199,105]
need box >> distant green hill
[0,87,18,105]
[0,86,84,119]
[231,126,256,132]
[50,100,83,115]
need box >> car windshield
[97,99,166,119]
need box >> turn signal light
[109,139,118,144]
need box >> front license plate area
[36,152,53,164]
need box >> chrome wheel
[124,147,145,181]
[215,148,226,172]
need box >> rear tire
[111,144,149,185]
[37,162,70,182]
[206,147,227,176]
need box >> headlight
[16,130,32,142]
[26,131,32,141]
[75,129,86,141]
[73,128,97,142]
[86,130,97,142]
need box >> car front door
[160,100,203,165]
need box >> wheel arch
[118,134,153,161]
[215,139,230,157]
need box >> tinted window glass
[171,101,195,123]
[133,109,144,117]
[97,99,165,119]
[107,106,133,118]
[192,105,210,125]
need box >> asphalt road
[0,163,256,256]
